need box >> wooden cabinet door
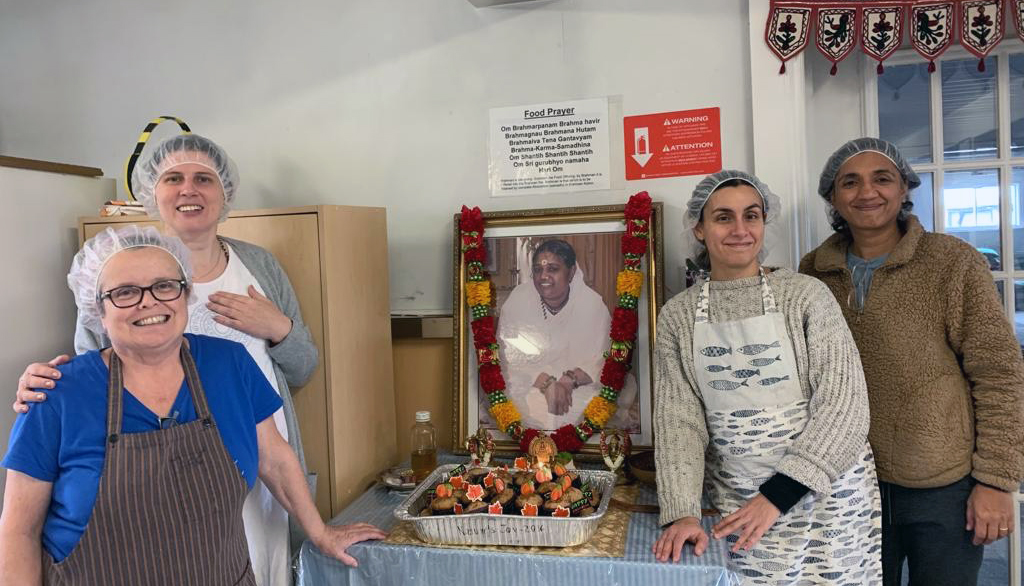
[83,220,161,240]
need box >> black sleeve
[759,473,811,514]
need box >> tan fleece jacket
[800,215,1024,491]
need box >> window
[871,43,1024,344]
[870,41,1024,586]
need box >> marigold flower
[490,401,522,432]
[583,396,617,428]
[616,270,643,298]
[466,280,491,306]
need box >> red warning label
[624,107,722,181]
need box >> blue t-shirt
[2,333,283,562]
[846,250,890,311]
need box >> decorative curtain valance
[767,0,1024,74]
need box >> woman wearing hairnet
[0,226,384,585]
[13,135,320,585]
[652,170,881,583]
[800,137,1024,586]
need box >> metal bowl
[627,450,656,487]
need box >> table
[297,461,739,586]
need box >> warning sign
[624,107,721,181]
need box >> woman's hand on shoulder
[653,516,708,562]
[12,356,70,413]
[312,522,388,567]
[206,285,293,344]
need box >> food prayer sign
[488,97,611,196]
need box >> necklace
[541,286,571,319]
[194,238,229,282]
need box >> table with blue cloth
[297,459,739,586]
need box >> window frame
[865,38,1024,586]
[865,39,1024,316]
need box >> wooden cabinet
[80,205,396,517]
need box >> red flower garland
[610,308,638,341]
[600,360,628,389]
[478,363,506,393]
[461,193,652,453]
[471,316,497,346]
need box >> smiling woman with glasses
[0,225,384,585]
[800,137,1024,586]
[100,279,188,307]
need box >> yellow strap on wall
[123,116,192,200]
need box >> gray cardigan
[73,236,318,490]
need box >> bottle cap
[415,410,431,422]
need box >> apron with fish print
[693,271,881,585]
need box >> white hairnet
[817,137,921,200]
[68,225,195,336]
[682,170,783,272]
[130,134,239,222]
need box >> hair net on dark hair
[817,137,920,234]
[683,170,782,271]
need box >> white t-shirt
[189,243,290,586]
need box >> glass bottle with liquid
[410,410,437,483]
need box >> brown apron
[43,341,256,585]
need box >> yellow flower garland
[490,401,521,433]
[615,270,643,298]
[465,280,491,306]
[583,396,617,428]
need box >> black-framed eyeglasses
[99,279,187,308]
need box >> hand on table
[312,522,388,567]
[13,355,70,413]
[967,483,1015,545]
[712,494,780,553]
[207,285,292,344]
[653,517,708,562]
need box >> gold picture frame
[452,202,665,455]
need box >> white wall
[0,168,114,500]
[803,48,869,255]
[0,0,756,307]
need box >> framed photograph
[452,202,665,455]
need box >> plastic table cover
[297,459,738,586]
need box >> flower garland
[459,192,652,453]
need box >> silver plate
[394,464,616,547]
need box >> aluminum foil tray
[393,463,616,547]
